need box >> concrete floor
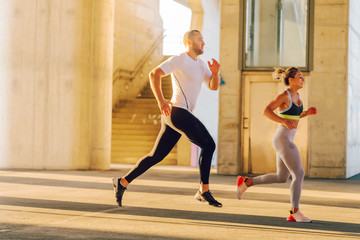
[0,165,360,240]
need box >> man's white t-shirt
[158,52,212,112]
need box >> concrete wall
[347,0,360,178]
[218,0,360,178]
[0,0,114,169]
[112,0,163,107]
[308,0,349,178]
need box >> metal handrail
[113,31,165,83]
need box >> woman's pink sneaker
[287,210,312,223]
[237,175,248,199]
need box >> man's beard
[195,48,203,55]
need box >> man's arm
[149,67,172,116]
[207,58,220,90]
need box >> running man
[237,67,317,222]
[113,30,222,207]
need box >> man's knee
[206,138,216,153]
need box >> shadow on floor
[1,196,359,238]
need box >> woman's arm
[300,107,317,118]
[263,93,297,129]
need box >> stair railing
[113,31,165,83]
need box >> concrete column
[308,0,349,178]
[88,0,114,169]
[188,0,204,30]
[218,0,242,174]
[0,0,114,170]
[346,0,360,178]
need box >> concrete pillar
[88,0,114,169]
[218,0,242,174]
[346,0,360,178]
[188,0,204,30]
[0,0,114,170]
[308,0,349,178]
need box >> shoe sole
[112,178,117,191]
[194,192,205,202]
[237,186,242,199]
[194,193,222,207]
[287,215,312,223]
[237,176,246,199]
[194,192,222,207]
[112,178,122,207]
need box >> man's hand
[158,99,173,116]
[208,58,220,74]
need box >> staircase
[111,75,177,164]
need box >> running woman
[237,67,317,222]
[112,30,222,207]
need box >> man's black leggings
[124,107,216,184]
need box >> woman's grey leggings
[253,126,304,208]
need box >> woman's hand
[282,119,297,130]
[308,107,317,115]
[158,99,173,116]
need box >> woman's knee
[298,168,305,179]
[293,168,304,181]
[279,174,290,183]
[276,172,290,183]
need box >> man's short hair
[183,30,200,46]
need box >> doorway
[242,73,309,175]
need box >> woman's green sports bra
[278,90,303,120]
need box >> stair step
[112,74,177,165]
[118,99,157,104]
[111,146,163,152]
[112,113,161,119]
[111,129,160,135]
[140,88,173,93]
[115,101,158,108]
[111,156,177,165]
[111,124,160,132]
[137,76,173,100]
[111,151,176,158]
[115,99,157,108]
[111,135,160,140]
[112,140,158,146]
[111,120,161,125]
[111,151,177,157]
[113,108,161,113]
[111,118,162,125]
[112,123,161,130]
[112,116,162,121]
[111,140,178,149]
